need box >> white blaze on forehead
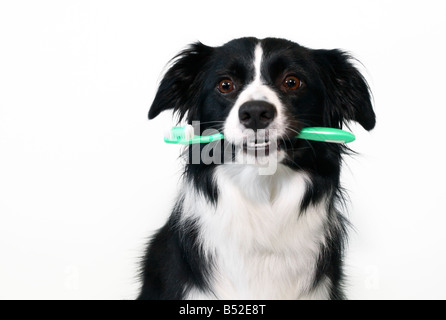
[253,44,263,83]
[243,44,270,101]
[223,43,287,146]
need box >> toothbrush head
[164,125,224,145]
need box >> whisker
[191,120,227,126]
[284,127,301,138]
[284,124,320,154]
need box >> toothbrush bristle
[165,125,195,142]
[184,125,194,140]
[164,128,173,140]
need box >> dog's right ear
[148,42,214,120]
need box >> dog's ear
[314,49,376,131]
[148,42,214,120]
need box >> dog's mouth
[242,137,284,156]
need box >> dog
[138,37,375,300]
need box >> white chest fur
[181,164,331,300]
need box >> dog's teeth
[246,141,271,148]
[255,142,268,147]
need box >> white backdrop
[1,0,445,300]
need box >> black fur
[138,201,213,299]
[138,37,375,300]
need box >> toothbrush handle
[297,127,355,143]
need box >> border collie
[138,37,375,300]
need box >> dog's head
[149,37,375,169]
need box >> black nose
[238,101,277,131]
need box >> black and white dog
[138,37,375,300]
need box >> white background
[1,0,445,300]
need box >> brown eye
[218,79,235,94]
[283,76,302,90]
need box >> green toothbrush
[164,125,355,145]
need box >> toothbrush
[164,125,355,145]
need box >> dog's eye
[218,79,235,94]
[283,76,302,91]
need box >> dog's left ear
[148,42,214,120]
[314,49,376,131]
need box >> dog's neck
[181,164,333,299]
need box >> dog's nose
[238,101,277,131]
